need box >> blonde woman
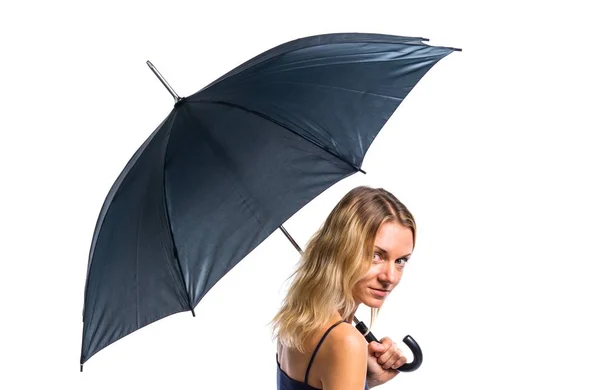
[272,186,415,390]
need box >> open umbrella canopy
[81,32,459,368]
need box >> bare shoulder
[325,322,367,354]
[319,322,368,390]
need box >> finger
[375,338,394,358]
[368,341,385,356]
[382,353,400,370]
[381,356,406,370]
[391,356,408,370]
[369,343,388,359]
[378,342,401,364]
[379,337,394,349]
[384,350,406,370]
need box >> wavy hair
[270,186,416,353]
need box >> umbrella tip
[146,61,181,103]
[80,364,83,372]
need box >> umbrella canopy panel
[165,101,359,308]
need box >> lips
[370,288,390,298]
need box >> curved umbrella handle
[354,320,423,372]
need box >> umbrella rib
[177,106,275,306]
[162,110,197,316]
[135,195,143,328]
[187,99,366,174]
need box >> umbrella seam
[186,99,364,173]
[162,109,196,313]
[136,190,142,328]
[179,106,273,273]
[82,120,168,319]
[81,117,171,364]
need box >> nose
[379,261,401,286]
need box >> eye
[396,258,408,267]
[373,252,382,261]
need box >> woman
[271,186,416,389]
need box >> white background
[1,0,599,389]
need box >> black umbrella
[80,33,460,372]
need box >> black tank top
[276,320,369,390]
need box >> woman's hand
[366,337,407,387]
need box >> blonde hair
[270,186,416,353]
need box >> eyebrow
[374,246,412,260]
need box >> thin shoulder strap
[304,319,346,384]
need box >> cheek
[360,268,378,284]
[393,270,405,286]
[358,264,375,281]
[355,273,371,291]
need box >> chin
[362,297,385,309]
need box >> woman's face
[353,221,414,308]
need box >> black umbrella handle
[355,320,423,372]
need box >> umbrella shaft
[279,225,303,254]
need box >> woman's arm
[320,326,368,390]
